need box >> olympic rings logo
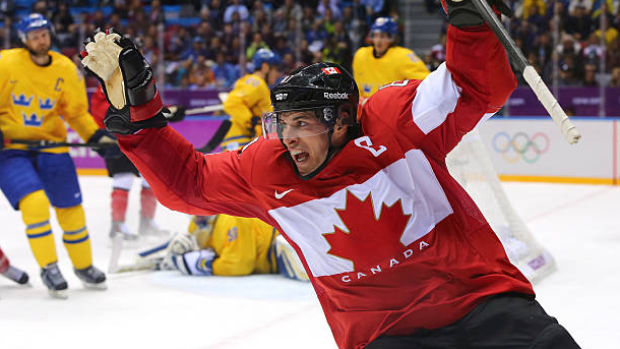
[492,132,550,163]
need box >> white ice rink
[1,176,619,349]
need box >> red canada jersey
[118,25,533,349]
[89,86,108,129]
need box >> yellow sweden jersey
[352,46,430,100]
[189,215,277,276]
[221,73,272,151]
[0,48,98,153]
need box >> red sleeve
[361,24,516,159]
[89,86,108,129]
[117,126,265,219]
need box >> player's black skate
[41,262,68,298]
[1,265,29,285]
[74,265,107,290]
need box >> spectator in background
[89,10,107,32]
[272,9,287,36]
[149,0,165,24]
[522,0,546,19]
[582,63,598,86]
[196,21,215,44]
[182,37,208,61]
[607,37,620,70]
[534,32,553,67]
[283,0,303,21]
[246,32,269,61]
[306,19,328,52]
[558,57,582,86]
[51,3,76,47]
[32,0,48,17]
[189,55,215,89]
[211,51,237,88]
[609,66,620,86]
[273,36,292,59]
[323,8,336,35]
[565,5,592,41]
[362,0,385,20]
[583,32,604,66]
[594,5,618,46]
[224,0,249,24]
[0,0,15,22]
[318,0,342,20]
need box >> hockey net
[446,130,556,284]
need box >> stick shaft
[185,104,224,116]
[7,139,114,149]
[470,0,581,144]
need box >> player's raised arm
[80,31,258,217]
[365,0,516,158]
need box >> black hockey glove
[80,29,166,135]
[162,105,186,123]
[87,129,123,159]
[0,128,4,151]
[441,0,513,28]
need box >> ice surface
[0,177,618,348]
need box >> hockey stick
[111,256,163,273]
[109,240,170,274]
[471,0,581,145]
[5,139,116,149]
[184,104,224,116]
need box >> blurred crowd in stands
[425,0,620,87]
[0,0,399,89]
[4,0,620,89]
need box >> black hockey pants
[365,293,580,349]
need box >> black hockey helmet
[262,62,359,139]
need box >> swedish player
[352,17,430,106]
[0,14,112,297]
[158,215,308,281]
[219,48,282,151]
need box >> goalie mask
[262,62,359,141]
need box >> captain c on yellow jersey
[352,17,430,104]
[0,14,115,297]
[219,48,282,151]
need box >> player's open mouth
[291,150,309,163]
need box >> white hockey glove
[167,231,199,255]
[170,249,217,276]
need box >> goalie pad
[275,235,309,281]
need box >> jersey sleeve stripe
[410,63,461,135]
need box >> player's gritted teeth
[290,149,309,163]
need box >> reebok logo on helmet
[324,92,349,100]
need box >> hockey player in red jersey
[81,1,580,347]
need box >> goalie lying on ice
[157,215,308,281]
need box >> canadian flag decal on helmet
[322,67,341,75]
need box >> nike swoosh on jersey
[275,189,294,199]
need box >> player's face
[279,111,331,176]
[372,32,392,57]
[25,28,51,56]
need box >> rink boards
[68,116,620,185]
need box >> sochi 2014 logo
[492,132,550,163]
